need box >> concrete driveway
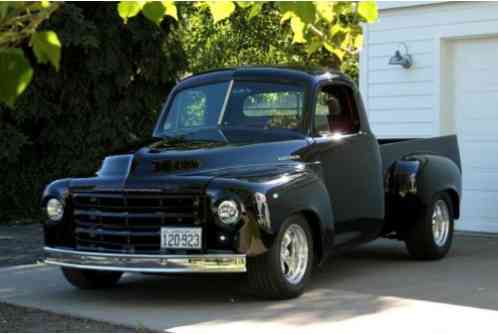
[1,235,497,332]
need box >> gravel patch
[0,302,151,332]
[0,223,152,332]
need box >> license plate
[161,227,202,250]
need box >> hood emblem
[153,159,201,174]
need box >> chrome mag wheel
[280,223,309,285]
[432,199,450,247]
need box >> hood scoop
[148,140,227,153]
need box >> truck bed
[378,135,461,175]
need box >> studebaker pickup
[42,66,462,299]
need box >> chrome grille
[71,191,207,253]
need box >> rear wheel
[405,192,454,260]
[61,267,123,290]
[247,214,313,299]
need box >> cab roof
[175,65,354,90]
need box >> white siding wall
[360,1,498,138]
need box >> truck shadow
[74,271,399,330]
[107,234,498,313]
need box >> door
[308,84,384,245]
[448,36,498,233]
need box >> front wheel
[247,214,314,299]
[405,192,454,260]
[61,267,123,290]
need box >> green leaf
[0,48,34,108]
[340,34,353,50]
[316,2,335,23]
[207,1,236,24]
[333,48,345,60]
[290,15,306,43]
[143,2,166,26]
[118,1,143,23]
[323,41,334,53]
[323,41,345,60]
[248,3,262,19]
[162,1,177,20]
[236,1,252,9]
[306,39,323,55]
[31,30,61,71]
[279,2,316,24]
[358,1,378,23]
[330,24,345,36]
[334,2,352,15]
[279,2,316,44]
[280,11,293,24]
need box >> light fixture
[217,200,240,225]
[46,198,64,221]
[389,43,413,69]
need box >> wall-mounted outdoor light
[388,43,413,69]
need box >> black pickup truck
[42,66,462,299]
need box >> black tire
[247,214,314,300]
[61,267,123,290]
[405,192,454,260]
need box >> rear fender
[385,154,462,232]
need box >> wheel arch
[260,170,335,260]
[445,188,460,219]
[300,210,324,263]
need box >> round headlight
[46,198,64,221]
[217,200,240,225]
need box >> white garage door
[451,36,498,233]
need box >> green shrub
[0,3,186,220]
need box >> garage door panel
[453,37,498,68]
[455,69,498,89]
[457,121,498,140]
[451,36,498,232]
[456,93,498,119]
[462,172,498,192]
[460,190,498,219]
[460,142,498,170]
[456,219,498,233]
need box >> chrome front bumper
[44,247,246,273]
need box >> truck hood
[68,138,311,193]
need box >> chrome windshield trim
[44,247,246,273]
[217,79,234,125]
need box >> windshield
[159,81,305,137]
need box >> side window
[315,91,331,134]
[314,85,360,136]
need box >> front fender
[41,178,74,247]
[207,163,335,259]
